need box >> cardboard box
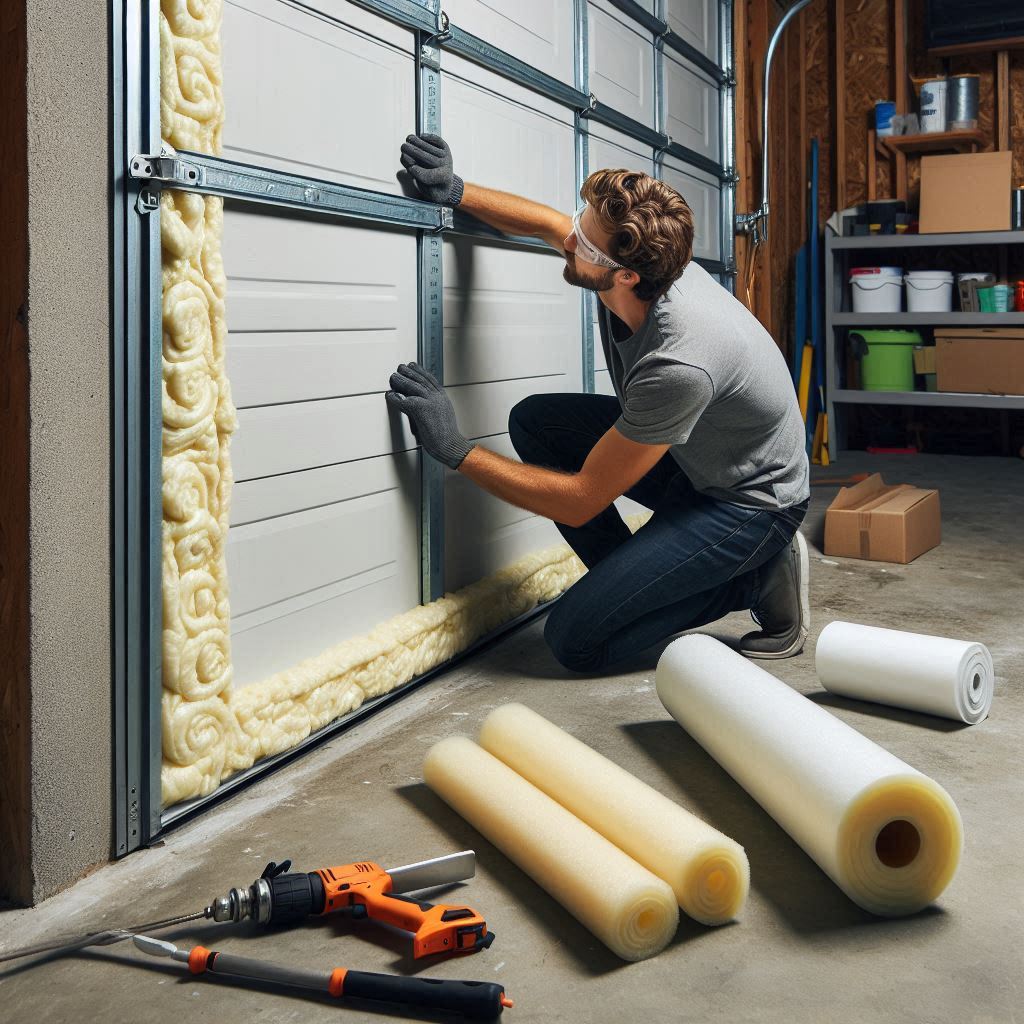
[919,151,1012,233]
[935,328,1024,395]
[824,474,941,564]
[913,346,936,374]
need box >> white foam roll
[424,736,678,961]
[478,703,749,925]
[815,621,994,724]
[656,635,963,917]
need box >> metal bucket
[948,74,979,131]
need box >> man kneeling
[387,133,810,672]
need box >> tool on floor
[202,850,493,958]
[0,851,488,965]
[133,935,513,1019]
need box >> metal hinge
[129,152,203,188]
[420,9,451,65]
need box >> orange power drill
[203,850,493,958]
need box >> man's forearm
[459,446,596,528]
[459,182,569,247]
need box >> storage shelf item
[831,229,1024,249]
[877,128,986,156]
[832,389,1024,410]
[834,312,1024,326]
[824,229,1024,454]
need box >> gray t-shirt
[597,261,810,510]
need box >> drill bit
[0,909,208,965]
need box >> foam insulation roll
[424,737,678,961]
[656,635,963,917]
[478,703,749,925]
[816,621,994,724]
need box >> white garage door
[118,0,735,838]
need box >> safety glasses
[570,204,625,270]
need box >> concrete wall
[23,0,112,902]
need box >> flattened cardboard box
[919,151,1012,233]
[824,473,941,564]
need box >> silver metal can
[948,74,979,131]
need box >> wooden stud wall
[735,0,1024,361]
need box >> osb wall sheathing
[157,0,647,807]
[843,0,893,204]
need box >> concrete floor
[2,452,1022,1023]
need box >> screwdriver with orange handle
[204,851,495,958]
[133,934,513,1019]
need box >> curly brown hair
[580,169,695,301]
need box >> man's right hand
[400,133,465,206]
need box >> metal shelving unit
[824,228,1024,454]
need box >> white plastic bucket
[850,269,903,313]
[905,271,953,312]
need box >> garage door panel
[666,0,719,63]
[233,394,417,481]
[442,240,577,386]
[588,0,655,129]
[442,65,576,213]
[228,479,420,685]
[221,0,414,192]
[594,367,615,396]
[587,125,656,177]
[663,52,720,162]
[442,0,575,84]
[661,159,721,261]
[445,435,564,591]
[231,450,417,527]
[449,371,576,440]
[222,209,416,407]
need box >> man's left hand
[385,363,475,470]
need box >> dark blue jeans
[508,393,808,673]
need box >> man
[386,133,810,673]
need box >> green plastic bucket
[850,329,922,391]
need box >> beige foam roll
[424,736,678,961]
[478,703,749,925]
[657,635,963,917]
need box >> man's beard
[563,255,617,293]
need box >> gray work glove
[386,363,475,469]
[399,133,465,206]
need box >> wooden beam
[997,49,1010,150]
[893,0,908,201]
[867,128,877,201]
[799,6,807,240]
[0,0,33,905]
[930,37,1024,59]
[834,0,846,210]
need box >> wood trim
[929,36,1024,59]
[997,49,1010,151]
[834,0,846,210]
[799,5,807,240]
[867,128,877,200]
[893,0,907,201]
[0,0,33,905]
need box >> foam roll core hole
[875,819,921,868]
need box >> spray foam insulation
[158,0,649,807]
